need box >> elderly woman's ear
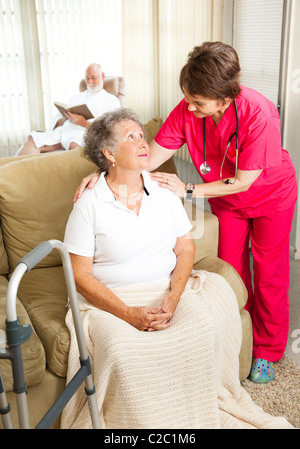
[102,148,116,166]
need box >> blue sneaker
[249,358,275,383]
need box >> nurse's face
[184,91,231,121]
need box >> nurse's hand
[73,170,101,202]
[150,172,186,198]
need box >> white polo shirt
[64,171,192,289]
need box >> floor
[249,254,300,368]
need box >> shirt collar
[95,170,154,203]
[94,172,115,202]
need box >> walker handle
[17,241,53,272]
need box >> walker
[0,240,101,429]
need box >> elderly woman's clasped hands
[128,306,173,332]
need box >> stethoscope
[200,99,239,185]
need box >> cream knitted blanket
[60,270,293,429]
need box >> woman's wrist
[162,294,180,314]
[116,303,132,323]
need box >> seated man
[17,63,121,155]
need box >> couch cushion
[186,206,219,263]
[0,275,46,391]
[0,159,15,276]
[17,266,70,377]
[0,149,97,270]
[0,224,9,275]
[144,116,163,144]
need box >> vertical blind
[232,0,284,107]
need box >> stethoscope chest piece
[200,162,211,175]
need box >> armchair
[79,75,126,106]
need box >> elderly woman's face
[113,120,149,170]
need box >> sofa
[0,116,252,429]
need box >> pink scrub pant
[217,206,295,362]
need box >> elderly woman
[64,108,194,331]
[75,42,298,385]
[61,109,292,429]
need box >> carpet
[241,356,300,428]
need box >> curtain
[0,0,220,157]
[0,0,122,156]
[0,0,31,156]
[122,0,224,123]
[122,0,224,163]
[35,0,122,128]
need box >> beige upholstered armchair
[79,75,126,106]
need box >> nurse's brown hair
[179,41,241,104]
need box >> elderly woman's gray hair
[83,108,144,172]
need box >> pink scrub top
[155,86,297,218]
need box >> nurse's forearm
[193,169,263,198]
[193,179,246,198]
[150,168,262,199]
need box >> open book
[54,102,94,120]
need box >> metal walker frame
[0,240,101,429]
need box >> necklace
[107,180,144,200]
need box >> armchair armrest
[193,255,248,311]
[194,255,252,381]
[184,203,219,264]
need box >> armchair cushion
[0,276,46,392]
[0,225,9,275]
[0,151,97,271]
[143,116,163,144]
[17,267,69,377]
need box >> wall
[122,0,224,126]
[282,0,300,258]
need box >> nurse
[75,42,297,384]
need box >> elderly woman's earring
[112,162,115,167]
